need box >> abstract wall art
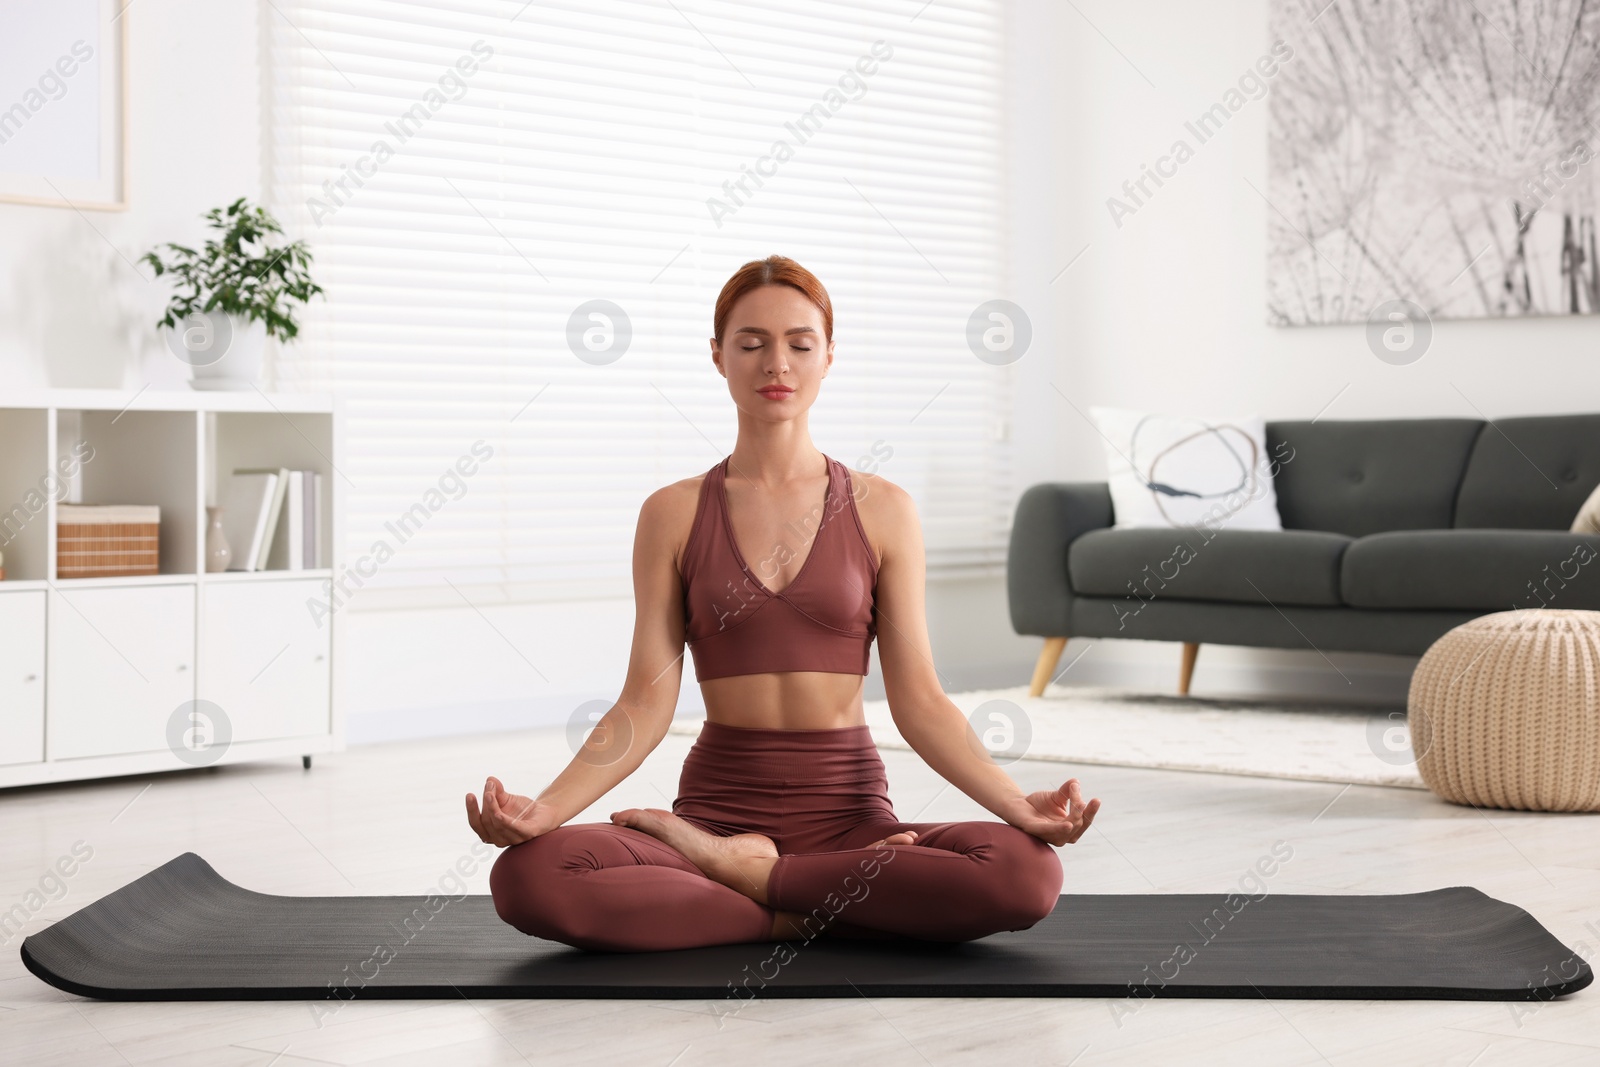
[1267,0,1600,323]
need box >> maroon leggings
[489,720,1064,952]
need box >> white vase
[169,313,268,391]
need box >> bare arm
[467,484,690,846]
[870,477,1100,846]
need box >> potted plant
[142,197,324,390]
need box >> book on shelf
[285,470,304,570]
[306,471,323,569]
[225,468,323,571]
[219,472,278,572]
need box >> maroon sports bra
[681,453,878,681]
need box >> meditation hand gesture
[1005,778,1100,847]
[466,776,559,847]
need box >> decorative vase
[205,507,231,573]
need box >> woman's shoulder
[640,467,716,574]
[641,467,712,527]
[841,464,916,569]
[845,463,911,518]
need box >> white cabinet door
[48,585,196,760]
[200,579,330,743]
[0,591,46,767]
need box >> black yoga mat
[21,853,1592,1002]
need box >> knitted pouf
[1409,609,1600,812]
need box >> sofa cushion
[1454,414,1600,530]
[1341,530,1600,611]
[1069,528,1352,607]
[1265,419,1484,536]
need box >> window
[268,0,1013,607]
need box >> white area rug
[669,685,1427,790]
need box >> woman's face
[711,284,833,420]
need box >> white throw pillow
[1089,406,1286,531]
[1573,480,1600,535]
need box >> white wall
[1056,0,1600,427]
[0,0,262,392]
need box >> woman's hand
[465,776,560,848]
[1002,778,1100,847]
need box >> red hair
[712,255,833,345]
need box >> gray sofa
[1007,414,1600,695]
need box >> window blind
[267,0,1014,608]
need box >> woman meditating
[465,255,1100,952]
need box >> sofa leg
[1030,636,1068,697]
[1179,642,1200,696]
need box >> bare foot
[611,807,780,905]
[869,830,919,848]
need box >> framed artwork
[1268,1,1600,323]
[0,0,128,210]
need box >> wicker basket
[57,504,161,578]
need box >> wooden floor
[2,717,1597,1066]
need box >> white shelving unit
[0,389,344,788]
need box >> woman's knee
[488,825,621,940]
[488,835,562,936]
[987,825,1064,929]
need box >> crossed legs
[489,809,1062,952]
[765,816,1064,943]
[489,821,776,952]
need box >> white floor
[2,718,1597,1067]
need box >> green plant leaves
[143,198,323,342]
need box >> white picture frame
[0,0,128,210]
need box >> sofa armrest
[1006,482,1113,636]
